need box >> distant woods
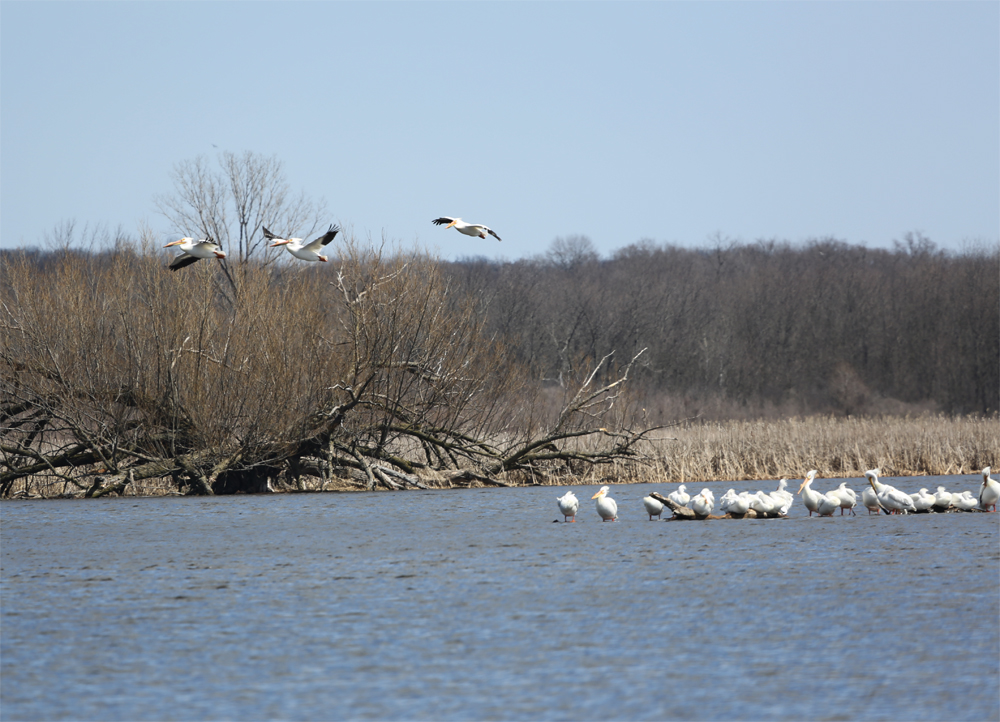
[443,233,999,420]
[1,229,996,497]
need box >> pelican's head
[164,237,193,248]
[797,470,818,494]
[983,466,992,481]
[446,219,460,229]
[864,468,880,482]
[591,486,610,500]
[269,238,290,247]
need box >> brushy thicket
[1,232,997,497]
[0,235,658,497]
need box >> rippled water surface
[3,475,998,721]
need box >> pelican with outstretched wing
[432,217,501,241]
[164,237,226,271]
[264,224,340,262]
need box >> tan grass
[599,414,999,485]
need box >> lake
[2,475,998,721]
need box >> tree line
[442,233,998,422]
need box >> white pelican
[979,467,999,512]
[557,491,579,522]
[164,237,226,271]
[719,489,742,514]
[642,495,664,520]
[750,490,777,515]
[866,473,915,514]
[827,482,858,516]
[264,224,340,262]
[668,484,690,507]
[591,486,618,521]
[797,470,824,516]
[933,486,954,511]
[863,469,886,515]
[690,490,713,517]
[910,488,936,512]
[952,491,979,511]
[815,492,841,517]
[769,479,795,516]
[432,217,501,241]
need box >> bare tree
[155,151,328,265]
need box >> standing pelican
[642,495,664,520]
[797,470,824,516]
[592,486,618,522]
[432,217,502,241]
[164,237,227,270]
[979,467,999,512]
[827,482,858,516]
[668,484,690,507]
[264,224,340,262]
[863,469,887,515]
[557,491,579,522]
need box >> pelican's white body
[642,495,664,520]
[557,491,579,522]
[668,484,690,507]
[979,467,999,511]
[592,486,618,521]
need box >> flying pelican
[690,490,714,517]
[432,217,502,241]
[264,224,340,262]
[910,488,936,512]
[769,478,795,515]
[557,491,579,522]
[591,486,618,521]
[164,237,227,270]
[668,484,690,507]
[827,482,858,516]
[979,467,999,512]
[642,495,664,520]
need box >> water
[2,476,998,721]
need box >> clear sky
[2,1,998,260]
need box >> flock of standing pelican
[163,217,501,270]
[556,467,999,522]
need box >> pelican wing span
[305,224,341,250]
[168,254,202,271]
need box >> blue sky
[2,1,997,260]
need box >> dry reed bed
[600,414,999,485]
